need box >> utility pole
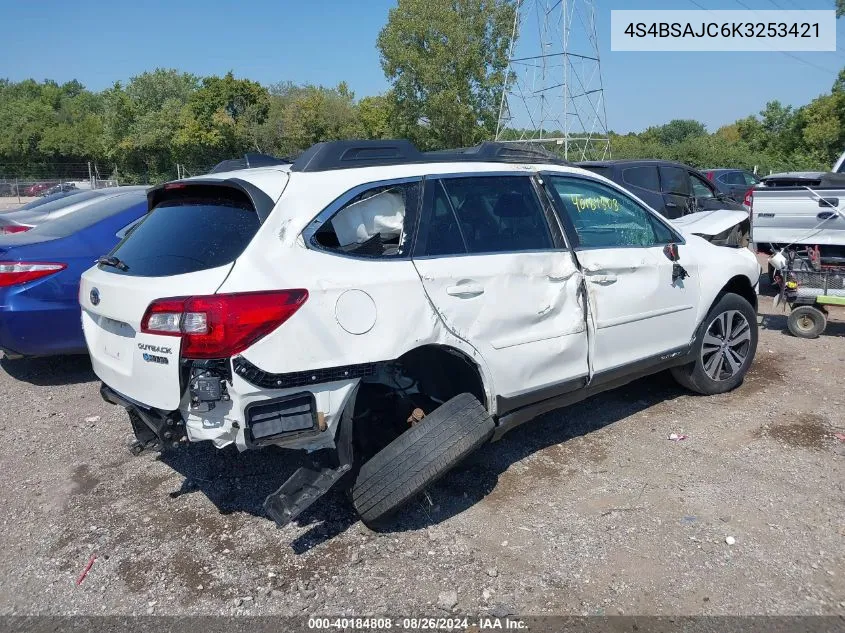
[88,161,94,189]
[495,0,610,161]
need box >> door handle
[817,211,837,220]
[818,198,839,208]
[446,282,484,298]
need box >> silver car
[0,186,148,234]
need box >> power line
[685,0,839,75]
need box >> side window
[690,173,715,199]
[312,181,419,258]
[659,166,690,196]
[743,171,760,186]
[622,166,660,192]
[547,176,678,248]
[416,182,468,257]
[419,176,553,256]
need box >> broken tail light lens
[141,290,308,359]
[0,262,67,287]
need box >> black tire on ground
[787,305,826,339]
[670,293,758,395]
[351,392,494,527]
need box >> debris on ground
[668,433,688,441]
[75,554,96,586]
[725,536,736,546]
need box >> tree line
[1,0,844,183]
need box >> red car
[24,182,56,197]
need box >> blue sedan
[0,188,148,357]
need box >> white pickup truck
[751,152,845,276]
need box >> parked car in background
[0,186,147,234]
[0,182,19,196]
[704,168,760,203]
[577,159,747,220]
[42,182,78,197]
[0,187,148,357]
[24,182,56,197]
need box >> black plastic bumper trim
[232,356,379,390]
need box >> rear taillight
[706,171,714,181]
[0,225,31,235]
[141,290,308,359]
[0,262,66,287]
[743,187,754,209]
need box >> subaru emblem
[90,288,100,306]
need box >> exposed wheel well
[394,345,487,409]
[349,345,488,465]
[718,275,758,312]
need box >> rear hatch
[80,178,285,410]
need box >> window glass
[416,182,467,257]
[743,171,760,186]
[104,194,260,277]
[719,171,744,185]
[622,166,660,191]
[547,176,679,248]
[436,176,553,254]
[659,166,690,196]
[15,189,90,211]
[30,192,147,238]
[690,173,715,199]
[313,182,418,258]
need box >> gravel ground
[0,276,843,617]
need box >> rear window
[29,192,147,238]
[16,189,91,211]
[17,189,101,213]
[102,191,260,277]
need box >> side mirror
[664,243,680,261]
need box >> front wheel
[671,293,758,395]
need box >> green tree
[641,119,707,145]
[377,0,515,149]
[174,71,270,167]
[358,94,395,139]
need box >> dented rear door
[411,174,588,407]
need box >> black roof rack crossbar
[289,140,572,172]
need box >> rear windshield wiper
[97,255,129,271]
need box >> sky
[1,0,844,134]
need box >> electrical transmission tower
[495,0,610,161]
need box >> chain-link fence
[0,162,122,207]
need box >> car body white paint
[671,209,749,238]
[80,159,760,453]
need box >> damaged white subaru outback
[79,141,760,527]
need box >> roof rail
[208,152,291,174]
[289,140,571,172]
